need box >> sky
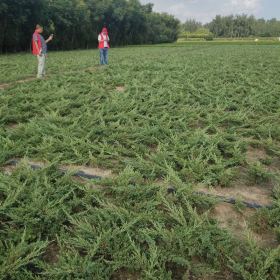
[140,0,280,23]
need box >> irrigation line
[194,191,273,209]
[5,159,273,209]
[6,159,102,180]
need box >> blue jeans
[100,48,108,65]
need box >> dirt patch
[246,146,267,164]
[85,66,99,73]
[6,123,19,129]
[0,165,17,175]
[0,83,10,90]
[43,242,60,264]
[148,144,158,153]
[116,85,125,92]
[1,159,46,174]
[197,183,273,206]
[111,269,141,280]
[16,77,36,84]
[71,175,108,190]
[266,157,280,173]
[27,160,45,167]
[212,202,254,233]
[2,159,114,182]
[210,202,278,248]
[62,164,113,179]
[0,77,36,90]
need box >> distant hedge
[178,32,214,41]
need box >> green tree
[208,14,280,38]
[0,0,180,52]
[181,19,202,33]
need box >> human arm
[45,34,53,44]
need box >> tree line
[181,15,280,38]
[0,0,180,52]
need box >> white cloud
[230,0,261,13]
[140,0,264,23]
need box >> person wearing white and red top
[32,24,53,78]
[98,27,110,65]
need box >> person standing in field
[98,27,110,65]
[32,24,53,79]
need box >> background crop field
[0,42,280,279]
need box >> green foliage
[0,228,48,279]
[229,240,280,280]
[178,28,213,41]
[248,163,274,185]
[0,44,279,185]
[205,34,214,41]
[181,19,203,33]
[208,14,280,38]
[0,165,279,279]
[180,15,280,40]
[0,0,180,52]
[0,43,280,279]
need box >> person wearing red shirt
[32,24,53,78]
[98,27,110,65]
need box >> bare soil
[1,165,16,175]
[210,202,278,248]
[197,183,273,206]
[62,164,113,178]
[43,242,60,264]
[246,146,267,164]
[85,66,99,73]
[0,77,36,90]
[111,269,141,280]
[71,173,111,190]
[0,83,10,90]
[197,146,275,206]
[6,123,19,129]
[1,159,46,174]
[246,145,280,172]
[266,157,280,173]
[1,159,114,182]
[28,160,45,167]
[116,85,125,92]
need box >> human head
[35,24,43,33]
[102,27,108,35]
